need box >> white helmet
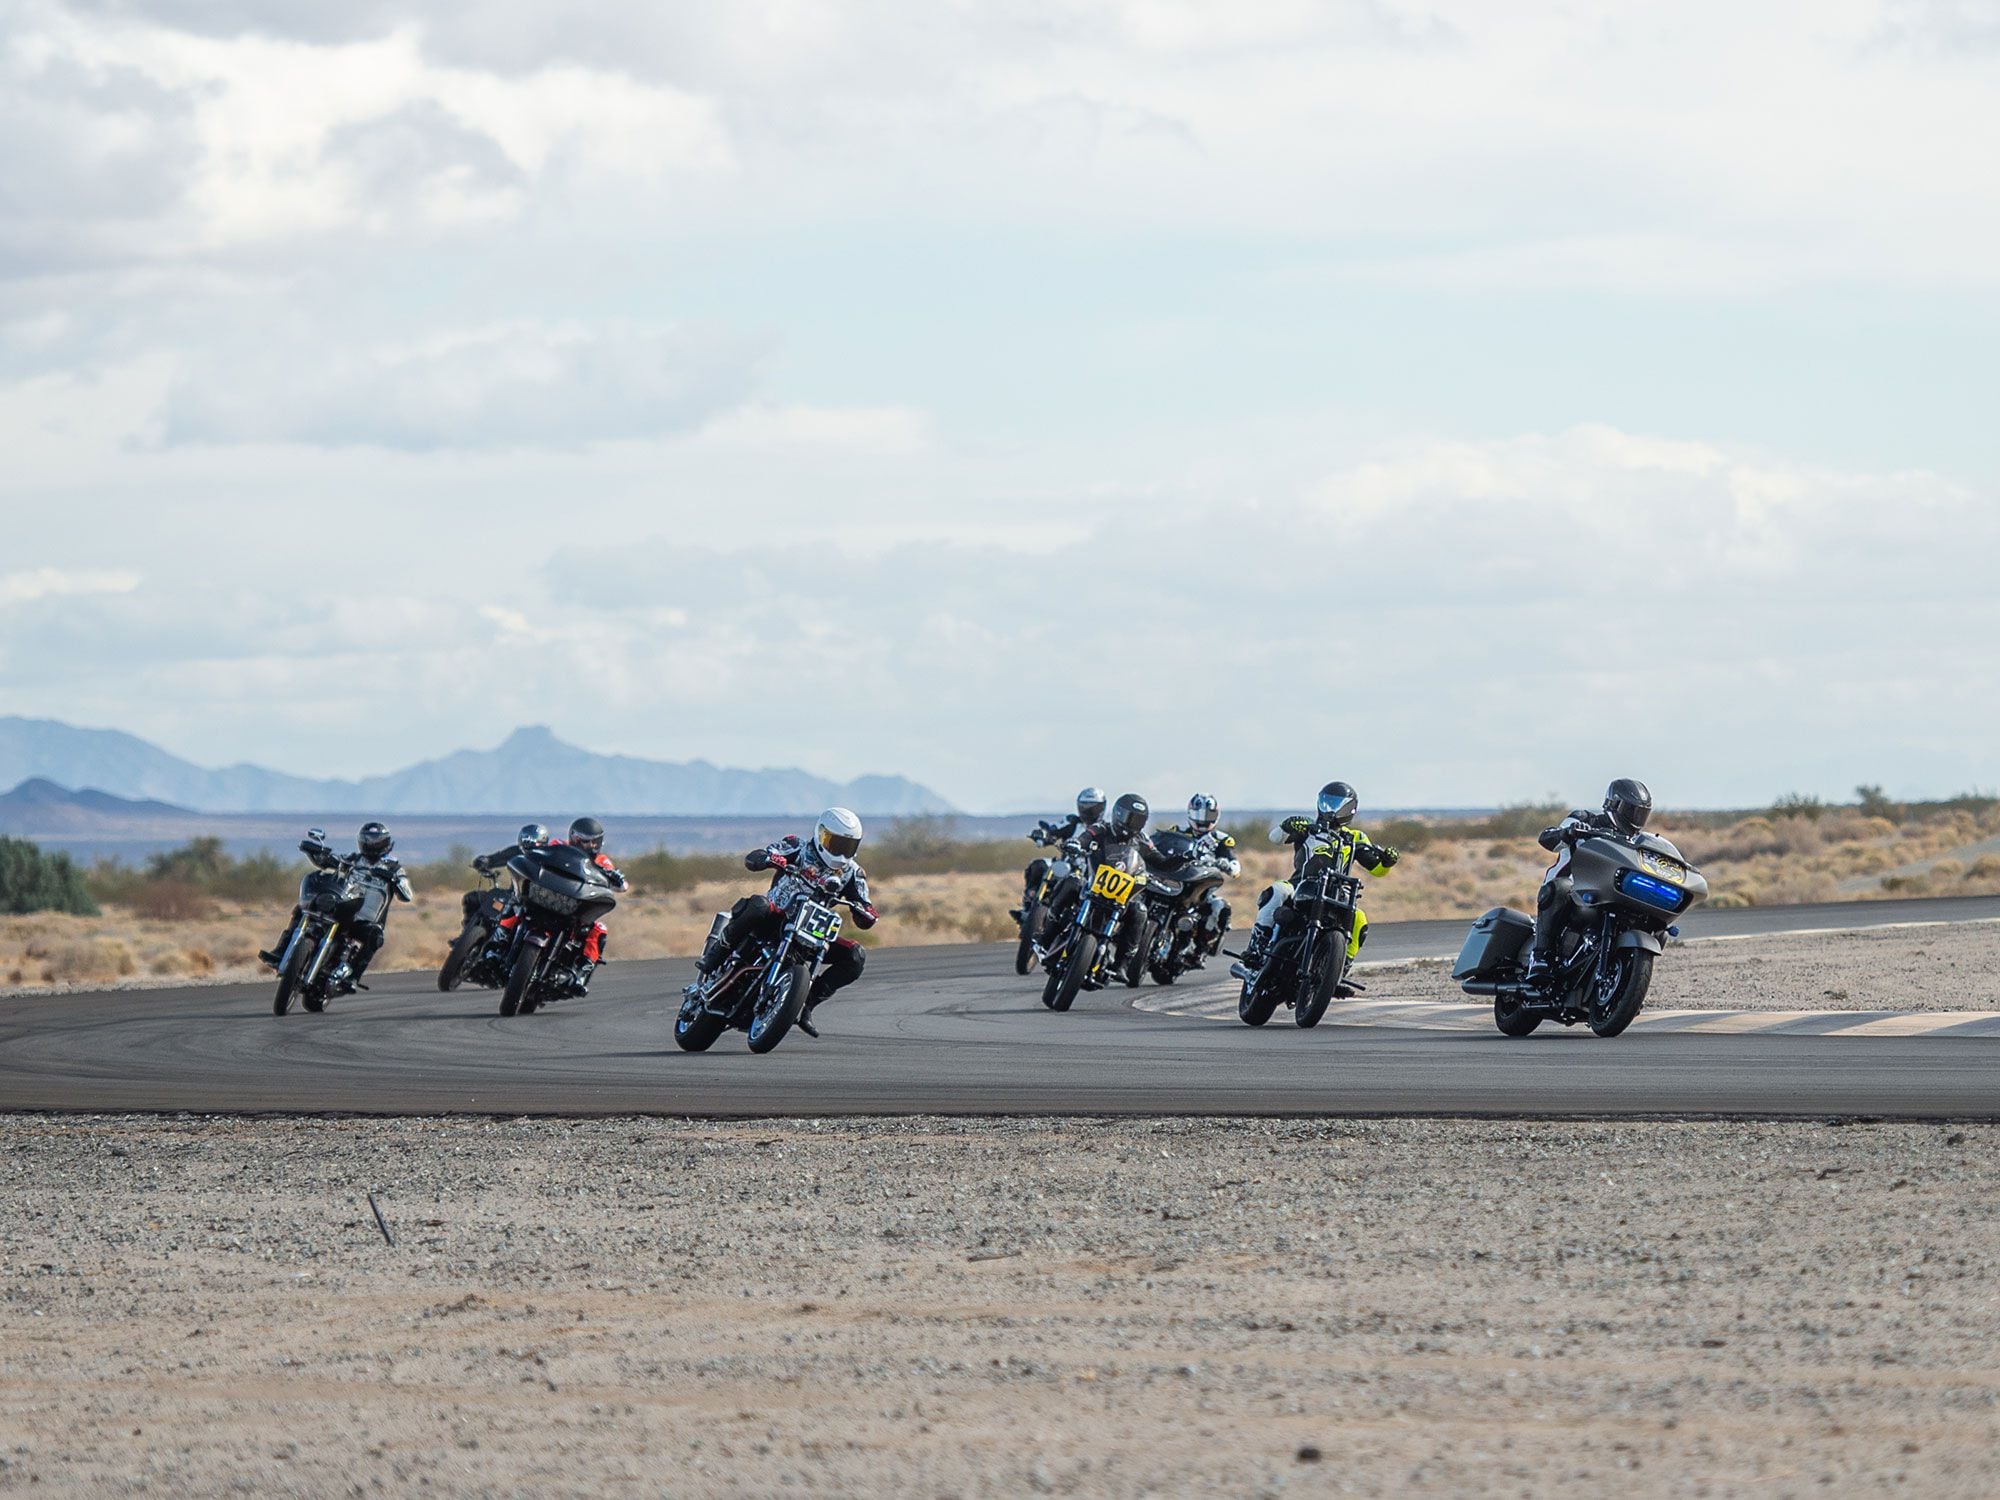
[813,807,864,871]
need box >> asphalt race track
[2,897,1998,1119]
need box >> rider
[257,822,413,987]
[691,808,879,1038]
[1526,778,1653,986]
[1156,793,1241,959]
[1240,782,1400,975]
[1016,787,1107,920]
[1074,792,1173,970]
[472,823,548,876]
[556,817,627,979]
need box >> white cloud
[0,566,141,606]
[695,403,931,456]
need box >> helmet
[1603,778,1653,833]
[1187,793,1219,833]
[1108,793,1150,838]
[357,821,394,859]
[814,807,864,870]
[568,816,605,855]
[517,823,548,850]
[1076,786,1107,824]
[1315,782,1358,830]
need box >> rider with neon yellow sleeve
[1239,781,1400,976]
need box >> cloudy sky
[3,0,1997,814]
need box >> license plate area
[1091,865,1139,903]
[795,900,841,946]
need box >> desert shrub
[1465,801,1568,840]
[90,838,302,908]
[0,837,100,916]
[1855,785,1903,823]
[869,817,1022,878]
[1769,792,1825,821]
[124,880,219,921]
[621,847,754,893]
[1930,859,1965,883]
[1373,819,1435,854]
[1965,855,2000,882]
[33,937,137,984]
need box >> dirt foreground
[2,1115,1996,1497]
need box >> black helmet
[1315,782,1358,830]
[1076,786,1107,823]
[1187,793,1219,833]
[357,821,394,859]
[517,822,548,850]
[1108,792,1149,838]
[1604,778,1653,833]
[568,816,605,855]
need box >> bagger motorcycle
[1014,831,1085,976]
[1040,841,1149,1012]
[437,866,513,992]
[490,844,618,1017]
[1229,834,1363,1029]
[675,861,861,1054]
[1453,829,1708,1037]
[272,837,407,1016]
[1134,828,1231,986]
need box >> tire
[1119,920,1150,988]
[674,991,729,1052]
[1049,932,1095,1013]
[438,922,485,992]
[1588,950,1655,1038]
[1014,904,1040,976]
[1151,963,1178,986]
[1295,933,1344,1029]
[500,941,538,1018]
[1238,969,1280,1027]
[272,932,312,1016]
[747,962,807,1054]
[1494,993,1542,1036]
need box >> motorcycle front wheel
[1013,902,1041,976]
[1048,932,1095,1012]
[500,941,539,1017]
[438,922,485,992]
[272,932,313,1016]
[747,961,808,1053]
[1588,950,1655,1038]
[1295,934,1343,1029]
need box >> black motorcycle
[489,845,618,1017]
[272,842,404,1017]
[1015,830,1085,976]
[1230,835,1363,1029]
[1040,842,1148,1012]
[1453,829,1709,1037]
[437,867,512,992]
[1134,829,1231,987]
[675,862,862,1054]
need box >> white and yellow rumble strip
[1139,993,2000,1037]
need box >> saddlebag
[1453,907,1534,981]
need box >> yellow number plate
[1090,865,1140,904]
[1641,850,1686,881]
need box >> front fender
[1615,928,1665,955]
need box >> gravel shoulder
[3,1115,1996,1497]
[1366,919,2000,1012]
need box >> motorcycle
[1015,829,1085,977]
[675,860,862,1054]
[1134,828,1232,987]
[1453,828,1708,1037]
[437,867,513,992]
[271,834,405,1017]
[1229,834,1363,1029]
[1040,841,1148,1012]
[490,844,619,1017]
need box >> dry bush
[125,881,219,922]
[1966,855,2000,882]
[147,948,215,977]
[1931,859,1965,883]
[32,938,138,985]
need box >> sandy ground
[1,1115,1996,1497]
[1361,920,2000,1013]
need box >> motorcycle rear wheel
[747,962,807,1053]
[1493,992,1542,1036]
[1588,951,1655,1038]
[1238,968,1281,1027]
[438,922,485,992]
[500,942,538,1017]
[674,989,729,1051]
[1049,933,1095,1012]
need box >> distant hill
[0,778,199,835]
[0,718,956,817]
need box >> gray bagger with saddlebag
[1453,829,1707,1037]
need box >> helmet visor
[571,834,603,854]
[1613,801,1650,831]
[818,827,862,860]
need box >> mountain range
[0,717,955,817]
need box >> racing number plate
[1640,850,1686,881]
[797,901,841,944]
[1090,865,1140,904]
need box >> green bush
[88,837,300,908]
[0,836,100,916]
[1769,792,1826,821]
[868,817,1023,878]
